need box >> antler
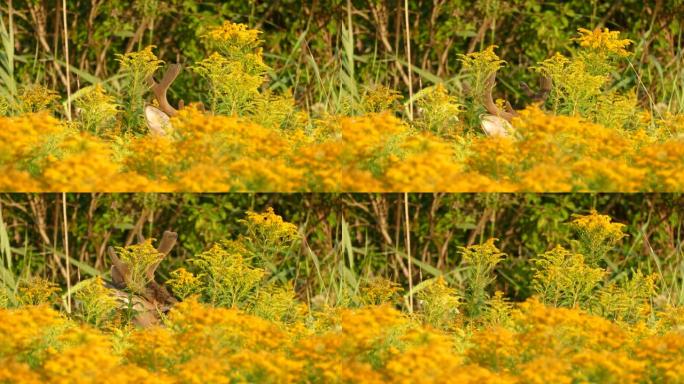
[483,73,517,122]
[520,76,552,104]
[148,64,181,117]
[108,246,130,289]
[483,73,552,122]
[146,230,178,281]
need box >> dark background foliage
[4,0,683,111]
[1,193,681,302]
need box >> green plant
[0,208,17,308]
[17,277,59,306]
[192,53,266,115]
[251,283,301,323]
[482,291,513,327]
[570,210,626,266]
[595,270,656,323]
[413,84,463,136]
[360,277,402,306]
[416,277,460,330]
[191,240,266,308]
[459,45,506,103]
[534,53,606,116]
[0,11,17,116]
[460,238,505,317]
[251,90,298,130]
[17,85,60,114]
[0,289,8,308]
[73,84,119,135]
[532,245,605,308]
[240,207,300,267]
[533,28,635,127]
[73,277,119,327]
[116,46,163,132]
[360,85,402,114]
[166,267,202,300]
[193,21,270,115]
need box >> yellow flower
[166,268,202,300]
[575,28,633,57]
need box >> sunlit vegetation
[1,194,684,382]
[1,2,684,191]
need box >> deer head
[480,72,552,137]
[107,230,178,327]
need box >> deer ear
[480,114,512,138]
[145,105,172,135]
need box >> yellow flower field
[2,106,683,192]
[3,297,684,384]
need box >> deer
[480,72,552,137]
[105,230,179,327]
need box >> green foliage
[4,0,684,119]
[593,90,639,129]
[74,84,120,135]
[240,207,300,267]
[251,283,301,323]
[165,267,202,300]
[534,53,606,116]
[360,85,402,114]
[0,98,8,116]
[459,45,505,102]
[460,238,505,317]
[202,21,264,60]
[360,277,402,306]
[533,28,637,128]
[251,90,298,130]
[0,193,682,309]
[193,21,270,116]
[73,277,119,327]
[413,84,463,136]
[532,246,605,308]
[0,13,17,117]
[17,85,60,114]
[116,46,163,132]
[416,277,461,330]
[0,289,8,309]
[192,53,265,115]
[17,277,60,306]
[191,241,265,308]
[570,210,626,266]
[481,291,513,327]
[596,270,656,323]
[0,194,679,336]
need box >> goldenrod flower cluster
[2,295,684,383]
[575,27,633,57]
[3,104,683,191]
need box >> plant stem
[404,192,413,312]
[62,193,71,313]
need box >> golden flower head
[575,28,632,57]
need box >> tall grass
[0,204,18,305]
[0,3,18,114]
